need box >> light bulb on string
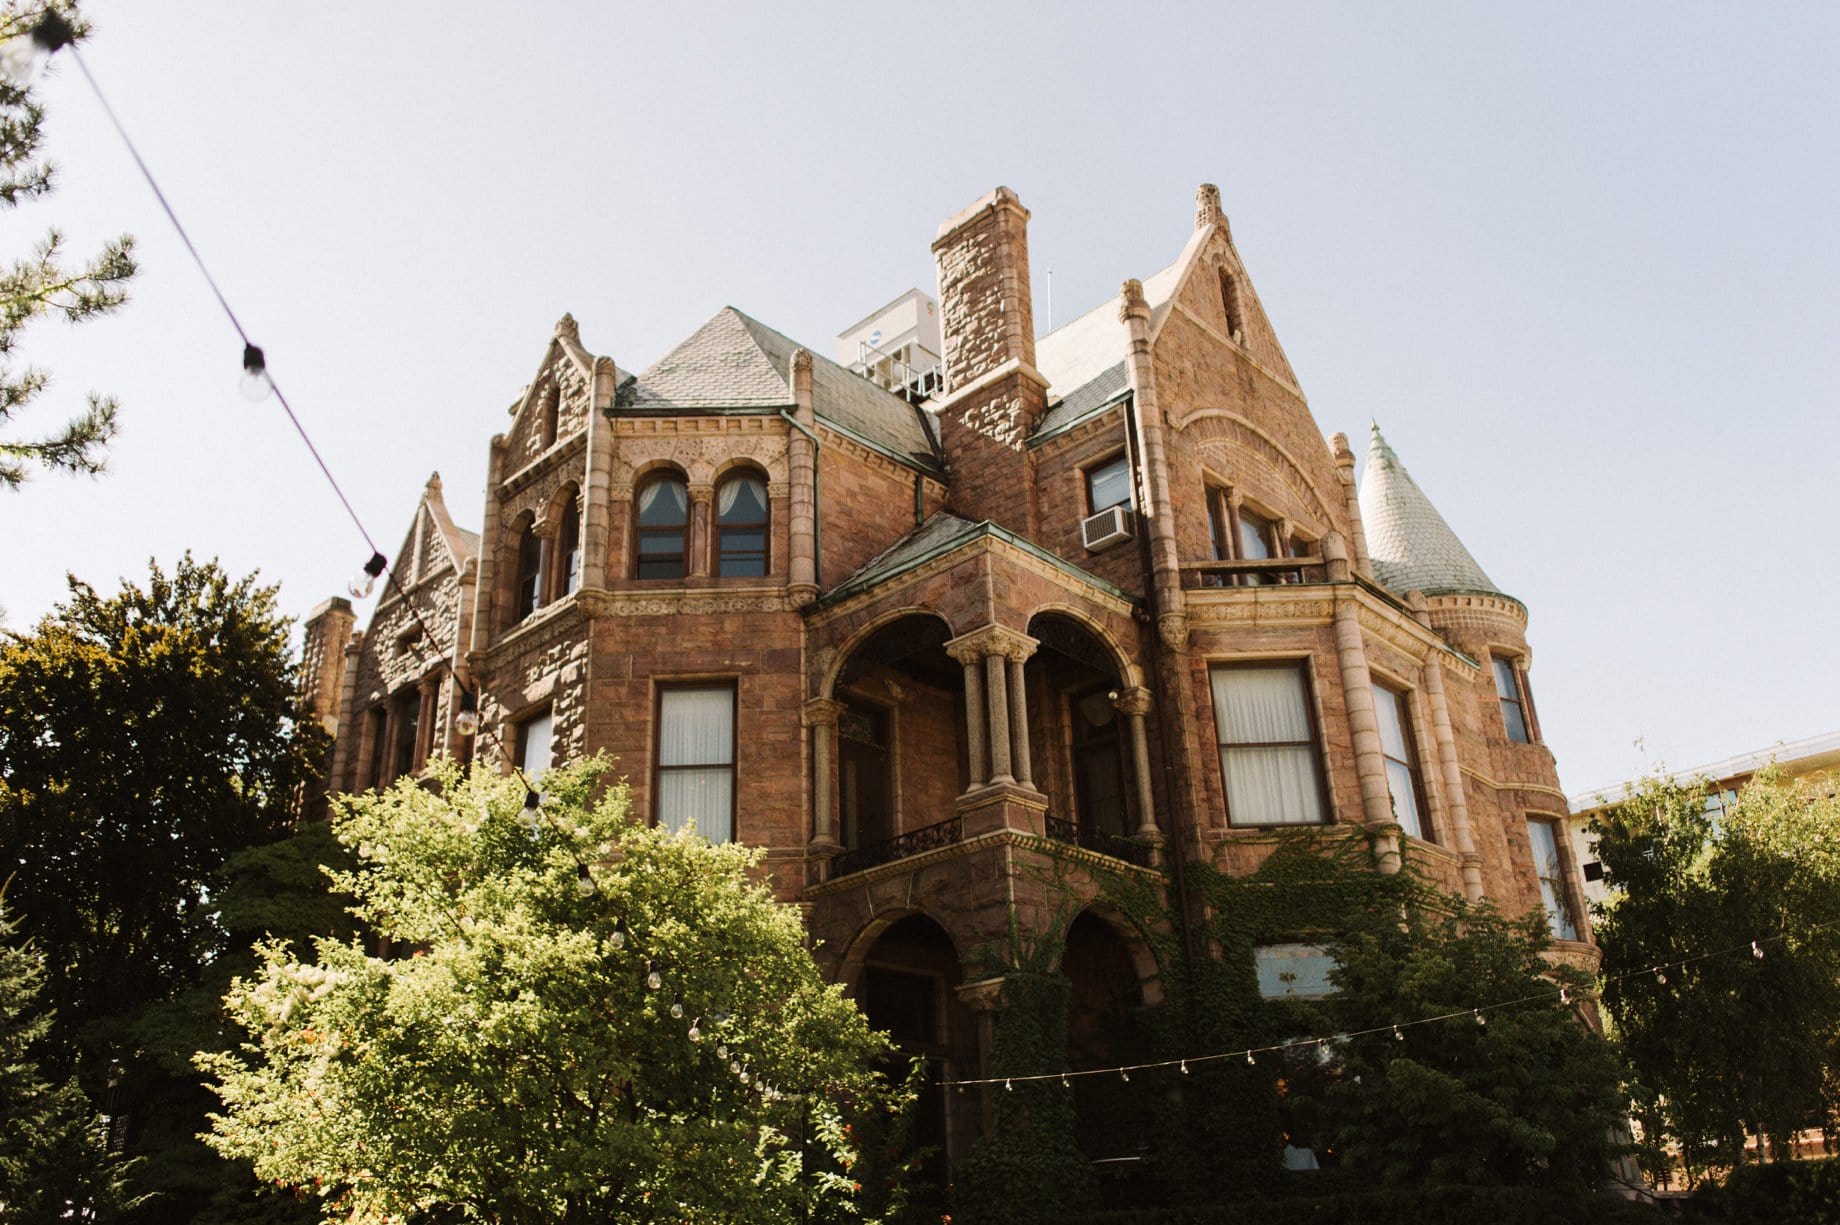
[1393,1026,1404,1042]
[1474,1010,1486,1027]
[517,791,541,830]
[1752,941,1766,961]
[454,690,479,737]
[1560,986,1571,1005]
[610,919,627,949]
[575,864,596,897]
[739,1070,750,1084]
[348,552,387,599]
[1120,1068,1130,1083]
[240,343,272,401]
[717,1044,729,1060]
[1654,967,1667,985]
[646,963,663,991]
[670,992,685,1020]
[1,11,72,88]
[1245,1051,1256,1066]
[688,1017,702,1042]
[1180,1060,1189,1075]
[1061,1073,1070,1088]
[1005,1079,1013,1092]
[730,1060,742,1075]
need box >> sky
[5,2,1836,796]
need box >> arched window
[715,472,769,577]
[635,473,689,579]
[514,522,544,620]
[556,497,581,597]
[539,384,560,449]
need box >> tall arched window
[635,473,689,579]
[514,522,543,620]
[556,497,581,597]
[715,472,769,577]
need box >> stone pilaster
[787,349,818,599]
[1332,595,1402,872]
[1114,687,1161,843]
[1423,657,1484,901]
[1119,278,1187,648]
[803,697,846,858]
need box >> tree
[1305,901,1631,1190]
[0,1,136,488]
[201,757,908,1224]
[0,895,137,1222]
[0,554,327,1057]
[1592,771,1840,1178]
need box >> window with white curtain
[517,707,553,780]
[656,684,735,842]
[1527,819,1579,940]
[715,473,768,577]
[1373,683,1428,841]
[1210,662,1326,825]
[635,474,690,579]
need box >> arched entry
[1063,911,1151,1172]
[824,613,968,871]
[853,913,974,1210]
[1026,612,1149,857]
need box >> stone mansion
[297,182,1595,1169]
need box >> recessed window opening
[1527,819,1579,940]
[1493,656,1532,744]
[1373,683,1428,841]
[636,473,690,579]
[517,707,553,780]
[514,523,543,620]
[716,473,769,577]
[1210,662,1327,826]
[556,498,581,597]
[1085,454,1132,513]
[656,683,735,842]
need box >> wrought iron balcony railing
[1183,556,1326,588]
[830,815,964,878]
[1044,815,1156,868]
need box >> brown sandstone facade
[302,183,1595,1170]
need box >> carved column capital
[955,977,1005,1013]
[687,483,715,503]
[802,696,846,727]
[1112,686,1153,717]
[945,624,1037,664]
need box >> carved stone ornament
[945,623,1037,665]
[1157,611,1189,651]
[1195,182,1225,231]
[554,313,580,344]
[1119,278,1149,321]
[1112,686,1153,717]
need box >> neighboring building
[300,183,1596,1174]
[1568,730,1840,907]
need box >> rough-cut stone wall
[299,597,355,730]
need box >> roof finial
[1196,183,1228,238]
[1119,278,1149,322]
[425,470,443,494]
[555,312,580,343]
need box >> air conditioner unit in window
[1080,505,1134,553]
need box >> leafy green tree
[0,554,327,1054]
[1592,771,1840,1177]
[0,0,136,488]
[1306,901,1630,1190]
[0,554,328,1220]
[0,895,137,1222]
[202,756,907,1224]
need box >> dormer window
[716,472,769,577]
[1086,454,1132,513]
[636,473,690,579]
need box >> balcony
[1045,815,1157,868]
[830,815,965,877]
[1184,556,1327,589]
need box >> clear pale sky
[6,2,1835,796]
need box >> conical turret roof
[1357,423,1505,599]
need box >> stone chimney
[299,596,356,735]
[929,186,1047,536]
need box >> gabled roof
[1357,423,1504,600]
[622,307,941,472]
[820,510,1134,609]
[382,473,479,601]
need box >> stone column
[803,698,845,856]
[1332,595,1402,872]
[468,436,508,655]
[1119,278,1187,648]
[415,674,440,770]
[985,652,1013,785]
[1114,687,1160,841]
[1423,657,1485,901]
[1006,651,1036,790]
[580,356,619,591]
[787,350,818,600]
[946,636,989,791]
[687,485,714,579]
[1330,432,1374,581]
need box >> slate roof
[1030,257,1185,441]
[828,511,987,600]
[1034,361,1128,438]
[623,307,940,472]
[1357,423,1505,599]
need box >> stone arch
[820,608,960,701]
[835,906,965,993]
[1025,604,1141,691]
[1179,413,1340,528]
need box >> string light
[717,1044,729,1060]
[610,918,627,949]
[670,992,685,1020]
[688,1017,702,1042]
[454,690,479,737]
[1393,1025,1404,1042]
[1474,1009,1486,1027]
[517,790,541,830]
[1246,1051,1255,1066]
[1,9,70,86]
[1005,1079,1013,1091]
[1061,1073,1070,1087]
[240,342,271,401]
[1120,1068,1129,1082]
[575,864,595,897]
[646,963,663,991]
[347,552,387,600]
[1654,967,1667,985]
[1180,1059,1189,1074]
[1559,986,1571,1005]
[1752,941,1766,961]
